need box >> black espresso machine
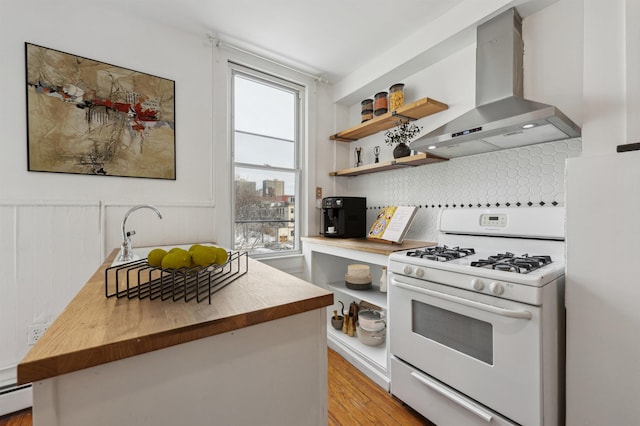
[321,197,367,238]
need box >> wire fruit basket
[105,250,248,304]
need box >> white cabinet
[627,0,640,144]
[302,237,434,391]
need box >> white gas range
[388,207,565,426]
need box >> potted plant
[384,121,422,159]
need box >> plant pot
[393,142,411,159]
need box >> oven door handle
[410,371,493,423]
[391,278,533,320]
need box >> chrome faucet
[116,204,163,262]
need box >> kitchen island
[18,249,333,426]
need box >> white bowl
[356,324,386,346]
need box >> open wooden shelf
[329,97,448,142]
[329,152,448,177]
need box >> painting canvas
[25,43,175,179]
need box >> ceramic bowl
[331,315,344,330]
[356,324,386,346]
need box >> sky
[233,74,297,195]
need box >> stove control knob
[471,278,484,291]
[403,265,413,275]
[415,268,425,278]
[490,282,505,295]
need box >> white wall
[1,2,215,203]
[564,1,640,424]
[325,0,584,242]
[0,0,587,404]
[0,202,102,389]
[581,0,627,155]
[0,0,334,391]
[0,0,217,389]
[209,46,329,275]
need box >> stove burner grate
[472,253,553,274]
[407,246,475,262]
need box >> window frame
[229,63,304,258]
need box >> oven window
[412,300,493,364]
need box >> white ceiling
[110,0,467,82]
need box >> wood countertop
[17,250,333,385]
[301,236,436,256]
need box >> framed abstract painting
[25,42,176,179]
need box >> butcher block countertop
[18,250,333,385]
[301,236,436,255]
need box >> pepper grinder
[374,146,380,163]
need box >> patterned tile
[347,139,582,241]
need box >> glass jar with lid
[374,92,388,116]
[389,83,405,110]
[361,98,373,122]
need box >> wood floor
[0,409,30,426]
[328,349,433,426]
[0,349,432,426]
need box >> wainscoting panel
[0,201,216,406]
[0,202,102,406]
[0,206,18,388]
[103,203,216,257]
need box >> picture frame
[25,42,176,179]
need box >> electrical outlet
[28,323,49,345]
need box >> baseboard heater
[0,383,32,417]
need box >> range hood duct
[411,8,580,158]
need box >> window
[231,66,302,255]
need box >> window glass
[234,76,295,140]
[412,300,494,364]
[234,167,296,252]
[232,68,301,256]
[234,131,294,169]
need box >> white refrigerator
[565,149,640,424]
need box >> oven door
[389,272,542,426]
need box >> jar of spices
[389,83,405,110]
[374,92,388,116]
[361,98,373,122]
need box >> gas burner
[407,246,475,262]
[472,253,553,274]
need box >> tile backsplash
[347,139,582,242]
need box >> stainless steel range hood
[411,8,580,158]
